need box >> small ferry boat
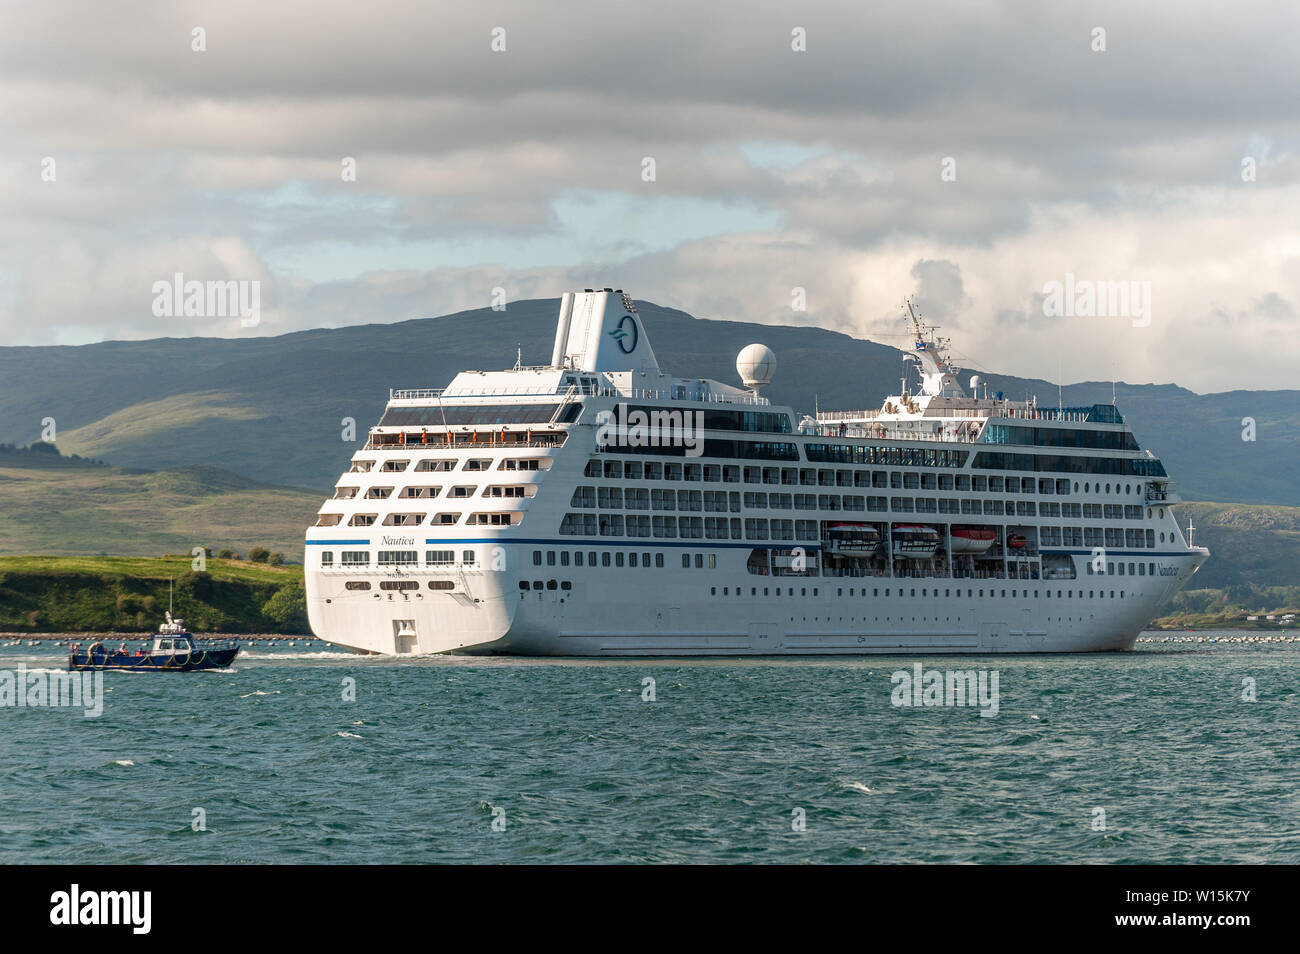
[68,613,240,672]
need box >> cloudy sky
[1,0,1296,392]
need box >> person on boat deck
[112,643,127,656]
[421,428,428,445]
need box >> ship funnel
[552,289,659,374]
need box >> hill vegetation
[0,446,320,561]
[0,555,309,634]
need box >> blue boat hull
[68,648,239,672]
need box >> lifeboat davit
[949,526,996,555]
[891,524,940,559]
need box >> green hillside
[0,446,320,561]
[0,555,309,634]
[2,299,1298,503]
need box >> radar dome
[969,374,982,390]
[737,344,776,390]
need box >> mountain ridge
[2,298,1295,504]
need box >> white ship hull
[306,544,1207,656]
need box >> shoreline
[1,632,313,641]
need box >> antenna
[1186,517,1196,547]
[1057,352,1063,416]
[515,344,522,371]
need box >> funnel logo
[609,314,639,354]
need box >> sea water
[1,633,1296,863]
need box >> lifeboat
[891,524,940,559]
[949,526,996,555]
[826,523,881,556]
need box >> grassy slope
[0,458,321,561]
[0,555,308,634]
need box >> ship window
[533,581,543,590]
[546,580,557,590]
[546,551,556,566]
[707,554,715,568]
[380,580,419,591]
[345,581,371,590]
[378,551,418,566]
[615,552,624,567]
[381,460,410,472]
[630,552,638,567]
[561,581,572,590]
[574,552,583,566]
[341,551,370,567]
[602,553,611,567]
[682,554,690,568]
[589,552,597,565]
[532,550,541,565]
[320,551,333,566]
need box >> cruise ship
[304,289,1208,655]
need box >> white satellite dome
[969,374,982,391]
[736,343,776,390]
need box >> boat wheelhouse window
[345,581,371,590]
[584,459,602,477]
[428,550,455,565]
[341,551,370,566]
[378,403,580,427]
[378,550,418,566]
